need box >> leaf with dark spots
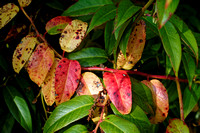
[117,20,146,70]
[59,19,88,52]
[41,58,60,106]
[45,16,72,35]
[0,3,19,29]
[27,43,55,87]
[166,118,189,133]
[18,0,32,7]
[103,70,132,114]
[55,58,81,105]
[12,35,38,73]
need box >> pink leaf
[103,70,132,114]
[55,58,81,105]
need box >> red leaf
[103,70,132,114]
[55,58,81,105]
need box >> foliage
[1,0,200,132]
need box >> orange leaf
[12,35,38,73]
[117,20,146,70]
[59,19,88,52]
[41,58,60,106]
[27,43,54,86]
[55,58,81,105]
[103,70,132,114]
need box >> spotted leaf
[18,0,32,7]
[45,16,72,35]
[166,118,189,133]
[12,35,38,73]
[41,58,60,106]
[117,20,146,70]
[0,3,19,29]
[59,19,88,52]
[103,70,132,114]
[55,58,81,105]
[27,43,54,87]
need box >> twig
[20,7,63,59]
[82,67,188,83]
[92,106,105,133]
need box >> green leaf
[62,0,113,16]
[67,47,108,67]
[0,113,15,133]
[170,15,198,62]
[46,0,65,11]
[3,86,32,133]
[183,84,200,118]
[87,4,116,34]
[131,78,156,115]
[156,0,180,28]
[63,124,88,133]
[104,20,116,55]
[111,104,151,132]
[100,115,140,133]
[115,0,140,30]
[43,95,94,133]
[182,52,195,88]
[165,54,172,76]
[158,21,181,77]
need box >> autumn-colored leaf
[59,19,88,52]
[77,72,104,99]
[103,70,132,114]
[166,118,189,133]
[12,35,38,73]
[41,58,60,106]
[117,20,146,70]
[55,58,81,105]
[144,79,169,124]
[45,16,72,35]
[0,3,19,29]
[18,0,32,7]
[27,43,54,86]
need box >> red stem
[82,67,188,83]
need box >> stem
[20,7,63,59]
[82,67,188,83]
[41,92,48,120]
[175,77,184,121]
[92,106,105,133]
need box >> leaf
[183,84,200,118]
[104,20,116,55]
[100,115,140,133]
[67,47,108,67]
[0,3,19,29]
[55,58,81,105]
[62,0,113,16]
[63,124,88,133]
[131,78,156,115]
[86,4,116,34]
[117,20,146,70]
[41,58,60,106]
[77,72,104,99]
[12,35,38,73]
[170,15,198,62]
[158,21,181,77]
[103,70,132,114]
[114,0,140,30]
[111,104,151,132]
[182,52,195,88]
[59,19,88,52]
[45,16,72,35]
[156,0,180,28]
[43,95,94,133]
[166,118,189,133]
[3,86,32,133]
[18,0,32,7]
[0,113,15,133]
[46,0,65,11]
[27,43,55,86]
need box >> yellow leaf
[117,20,146,70]
[41,58,60,106]
[0,3,19,29]
[18,0,32,7]
[12,35,38,73]
[59,19,88,52]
